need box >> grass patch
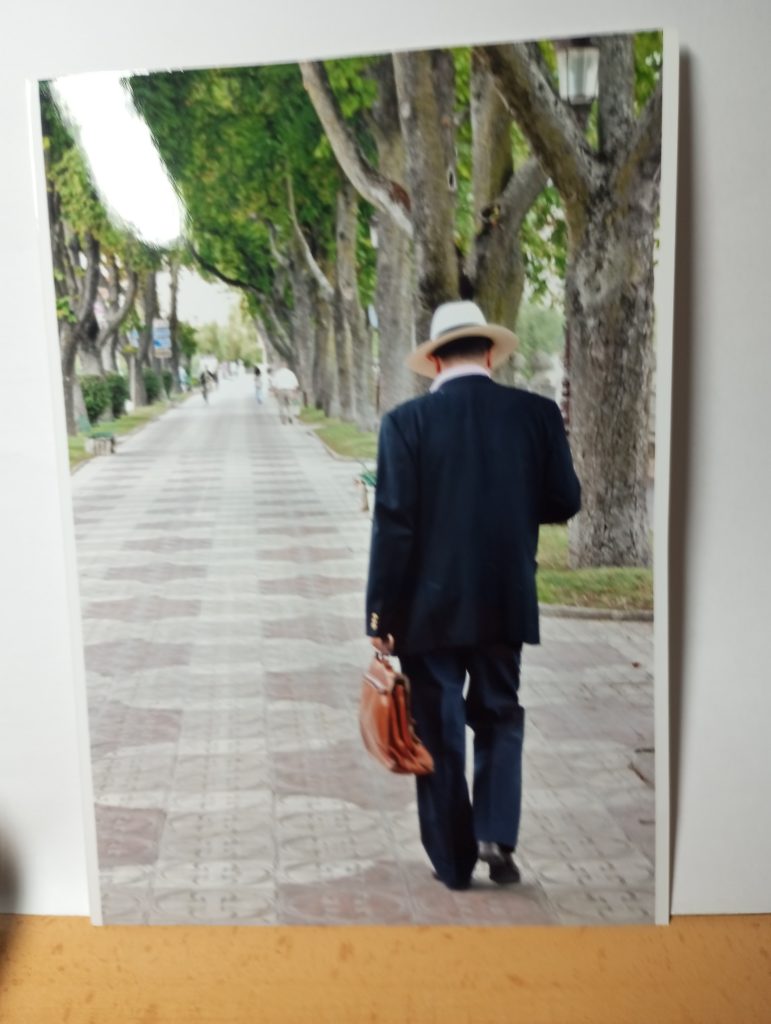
[537,525,652,611]
[68,397,182,470]
[68,435,91,468]
[300,407,377,461]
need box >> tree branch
[74,232,100,329]
[97,266,138,348]
[598,35,635,158]
[499,156,548,224]
[267,224,292,273]
[617,75,663,186]
[475,43,596,214]
[286,176,334,301]
[261,301,295,362]
[188,243,259,294]
[299,60,413,237]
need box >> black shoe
[431,870,472,891]
[478,841,521,885]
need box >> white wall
[0,0,768,917]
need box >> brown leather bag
[359,652,434,775]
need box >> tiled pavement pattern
[72,375,655,926]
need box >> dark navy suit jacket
[365,375,581,656]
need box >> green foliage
[80,375,111,424]
[194,306,263,365]
[515,301,565,372]
[634,32,663,110]
[521,186,567,305]
[162,369,174,396]
[105,373,129,418]
[452,48,474,254]
[129,64,342,316]
[324,58,379,120]
[178,321,198,368]
[142,367,162,403]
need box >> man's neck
[429,362,491,393]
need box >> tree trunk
[60,323,79,436]
[566,187,656,568]
[374,211,416,412]
[288,261,315,405]
[312,296,340,417]
[135,270,157,405]
[335,182,375,429]
[330,188,356,421]
[370,56,416,412]
[168,259,181,392]
[78,310,104,376]
[392,49,459,342]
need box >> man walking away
[271,365,300,424]
[366,301,581,891]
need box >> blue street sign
[152,320,171,350]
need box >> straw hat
[406,300,518,378]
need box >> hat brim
[406,324,519,378]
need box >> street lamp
[554,38,600,435]
[555,37,600,113]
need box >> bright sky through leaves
[51,71,184,246]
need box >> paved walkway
[72,374,654,926]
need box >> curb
[539,604,653,622]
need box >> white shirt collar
[429,363,492,393]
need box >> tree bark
[168,258,180,392]
[392,49,459,343]
[566,190,655,567]
[335,182,375,429]
[369,56,416,413]
[312,296,340,417]
[288,256,316,405]
[135,270,158,405]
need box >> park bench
[84,430,116,455]
[356,466,377,512]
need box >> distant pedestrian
[254,365,264,404]
[271,366,300,424]
[200,371,209,403]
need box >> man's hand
[370,634,395,656]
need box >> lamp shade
[556,39,600,106]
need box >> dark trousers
[399,645,524,888]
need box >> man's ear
[485,350,493,370]
[432,355,441,375]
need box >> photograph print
[39,27,669,925]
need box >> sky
[52,71,184,245]
[50,70,238,325]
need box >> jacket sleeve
[539,401,582,524]
[365,411,419,639]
